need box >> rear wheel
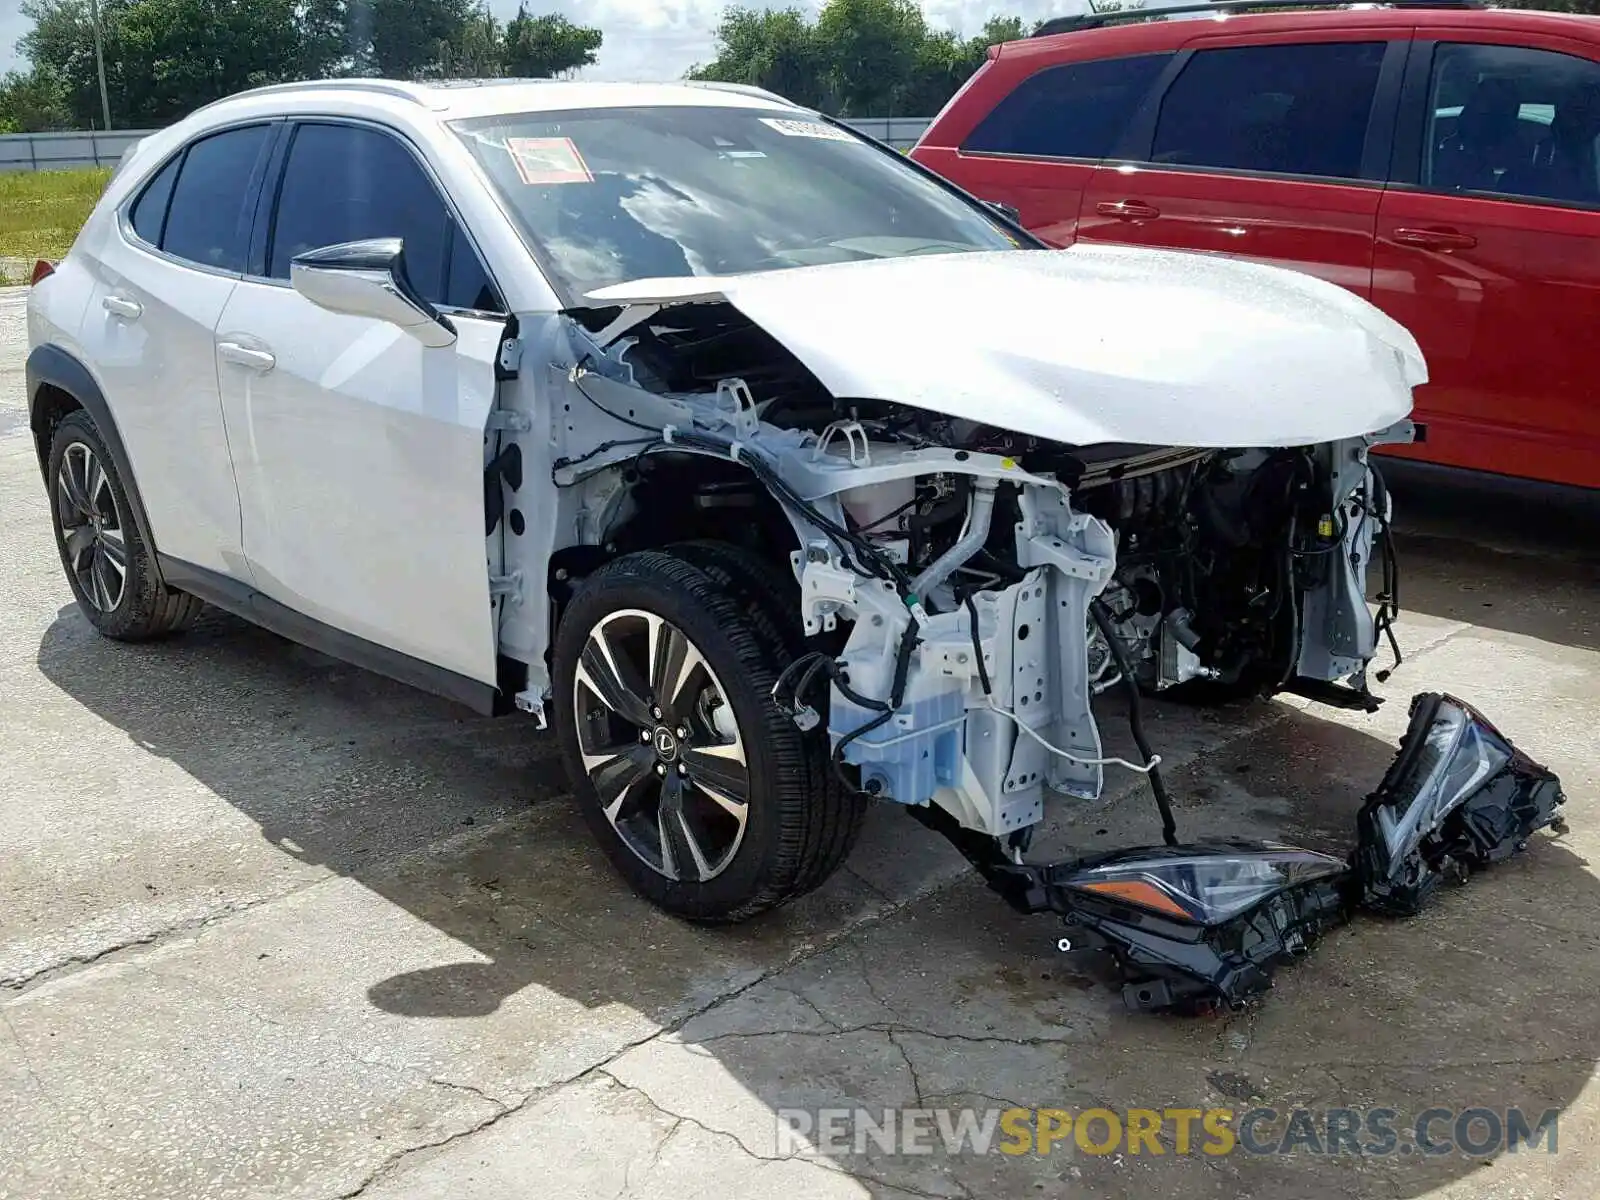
[552,550,855,922]
[47,410,202,640]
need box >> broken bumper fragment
[1354,692,1567,916]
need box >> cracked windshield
[452,105,1018,295]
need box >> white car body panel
[77,211,248,576]
[215,280,502,684]
[586,243,1427,450]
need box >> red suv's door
[1373,32,1600,488]
[1077,31,1410,297]
[912,48,1176,246]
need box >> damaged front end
[497,246,1566,1014]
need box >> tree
[690,2,1038,117]
[690,8,832,110]
[814,0,927,115]
[365,0,479,79]
[0,67,74,132]
[503,8,602,79]
[112,0,303,124]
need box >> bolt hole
[1018,624,1031,641]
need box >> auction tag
[759,117,856,142]
[506,136,593,184]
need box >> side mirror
[290,238,456,348]
[984,199,1023,225]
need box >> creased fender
[26,343,162,568]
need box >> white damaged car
[27,79,1423,922]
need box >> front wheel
[552,550,850,922]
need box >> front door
[215,119,508,686]
[1077,37,1404,298]
[1373,36,1600,488]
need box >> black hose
[1089,599,1180,847]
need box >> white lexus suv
[27,78,1423,923]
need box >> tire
[668,540,867,895]
[552,549,855,922]
[47,410,203,640]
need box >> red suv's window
[962,53,1172,160]
[1150,41,1387,179]
[1422,42,1600,205]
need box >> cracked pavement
[3,285,1599,1198]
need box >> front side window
[158,125,272,272]
[269,122,500,311]
[1151,42,1387,180]
[451,106,1020,298]
[1423,42,1600,205]
[962,54,1173,160]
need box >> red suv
[913,0,1600,489]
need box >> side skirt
[158,556,501,716]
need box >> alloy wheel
[55,442,127,613]
[572,608,750,882]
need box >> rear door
[1373,34,1600,488]
[214,119,508,690]
[1078,33,1409,297]
[85,123,277,576]
[913,51,1175,246]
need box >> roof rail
[1034,0,1485,37]
[681,80,795,106]
[191,78,429,116]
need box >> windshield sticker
[758,118,856,142]
[506,136,593,185]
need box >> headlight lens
[1373,697,1511,866]
[1065,842,1348,925]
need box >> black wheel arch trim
[157,555,503,716]
[27,343,162,565]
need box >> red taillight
[31,260,55,286]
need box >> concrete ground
[2,284,1597,1199]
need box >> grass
[0,167,113,274]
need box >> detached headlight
[1058,842,1351,1013]
[1066,843,1348,925]
[1356,693,1565,915]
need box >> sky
[0,0,1069,86]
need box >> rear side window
[268,122,497,309]
[1150,42,1387,180]
[128,154,180,246]
[160,125,273,273]
[963,54,1172,159]
[1422,42,1600,205]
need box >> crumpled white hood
[585,244,1425,449]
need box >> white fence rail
[0,117,934,172]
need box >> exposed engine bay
[521,297,1414,845]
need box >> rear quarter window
[961,54,1173,160]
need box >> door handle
[1391,226,1478,251]
[1096,199,1161,221]
[102,295,142,320]
[217,341,277,372]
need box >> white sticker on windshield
[759,118,856,142]
[506,136,593,185]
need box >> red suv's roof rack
[1034,0,1485,38]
